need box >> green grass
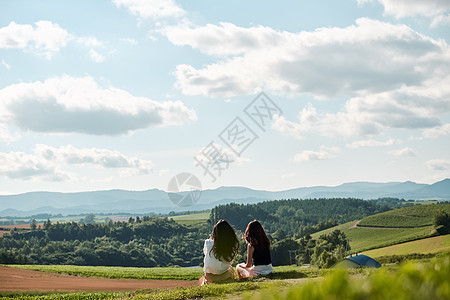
[311,204,450,253]
[246,254,450,300]
[345,225,434,252]
[3,264,316,281]
[169,212,210,221]
[0,266,321,300]
[169,212,210,226]
[358,203,450,228]
[362,234,450,258]
[0,281,272,300]
[311,222,434,253]
[4,256,449,300]
[5,265,204,280]
[310,220,357,240]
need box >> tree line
[1,198,400,268]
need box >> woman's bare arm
[244,243,254,268]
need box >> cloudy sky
[0,0,449,195]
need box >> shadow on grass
[211,270,308,285]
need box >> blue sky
[0,0,449,194]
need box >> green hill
[358,203,450,228]
[311,203,450,253]
[362,234,450,258]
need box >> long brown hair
[210,220,239,262]
[244,220,270,249]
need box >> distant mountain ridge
[0,178,449,217]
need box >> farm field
[358,203,450,228]
[310,220,356,239]
[345,225,434,252]
[311,204,450,253]
[169,212,209,226]
[311,222,434,253]
[362,234,450,258]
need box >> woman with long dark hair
[199,219,240,285]
[236,220,273,278]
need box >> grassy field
[310,220,357,239]
[2,256,449,300]
[5,265,204,280]
[362,234,450,258]
[4,264,315,281]
[345,225,434,252]
[311,204,450,253]
[169,212,210,226]
[311,221,434,253]
[358,203,450,228]
[0,280,288,300]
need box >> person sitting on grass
[236,220,273,278]
[199,219,240,285]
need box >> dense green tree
[434,209,450,234]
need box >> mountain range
[0,178,449,217]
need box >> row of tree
[1,198,401,268]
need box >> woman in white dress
[199,219,240,285]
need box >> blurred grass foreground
[247,254,450,300]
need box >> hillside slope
[311,203,450,253]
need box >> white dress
[203,239,232,274]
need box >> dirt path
[0,266,197,292]
[349,220,361,229]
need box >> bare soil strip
[0,266,197,292]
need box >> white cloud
[0,75,197,135]
[357,0,450,27]
[347,138,395,148]
[1,59,10,69]
[77,36,103,47]
[272,104,319,139]
[423,123,450,138]
[427,159,450,170]
[0,151,75,181]
[167,18,448,99]
[0,21,106,61]
[388,147,417,157]
[113,0,185,20]
[89,49,105,63]
[293,146,339,163]
[273,72,450,137]
[0,21,71,59]
[0,144,154,181]
[35,144,153,175]
[431,14,450,27]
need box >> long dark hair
[210,220,239,262]
[244,220,270,249]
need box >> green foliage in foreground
[358,203,450,228]
[246,255,450,300]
